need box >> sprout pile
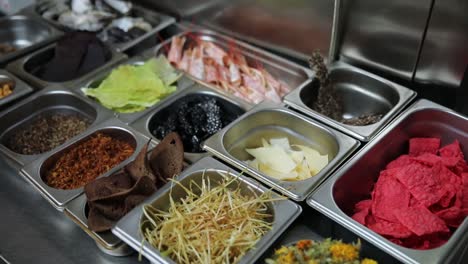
[141,171,279,264]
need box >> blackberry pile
[151,95,240,153]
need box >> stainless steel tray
[259,205,400,263]
[203,101,360,201]
[6,42,127,89]
[0,69,34,108]
[284,61,416,141]
[29,1,175,53]
[20,118,148,211]
[74,55,195,124]
[143,23,313,104]
[112,156,302,264]
[308,99,468,264]
[0,87,113,166]
[130,83,252,163]
[100,5,176,53]
[0,15,63,65]
[64,194,133,257]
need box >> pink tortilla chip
[439,140,465,160]
[367,216,413,239]
[394,205,449,236]
[436,206,464,228]
[386,155,413,169]
[409,138,440,156]
[434,162,462,208]
[352,199,372,225]
[393,163,446,207]
[462,173,468,209]
[371,170,411,222]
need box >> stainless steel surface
[0,87,113,166]
[340,0,432,80]
[112,156,302,264]
[197,0,334,62]
[284,61,417,141]
[259,206,400,263]
[0,156,144,264]
[0,69,33,108]
[415,0,468,88]
[5,42,127,89]
[308,99,468,264]
[98,5,176,53]
[20,119,147,210]
[65,195,133,256]
[74,55,194,125]
[130,84,250,164]
[0,15,62,65]
[137,0,223,18]
[203,102,360,201]
[145,23,312,104]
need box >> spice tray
[112,156,302,264]
[259,205,400,263]
[0,87,114,166]
[130,83,251,164]
[20,118,149,211]
[284,61,416,141]
[143,22,313,104]
[5,42,127,89]
[0,15,63,65]
[73,55,195,124]
[0,69,34,108]
[64,194,134,257]
[203,101,360,201]
[308,99,468,264]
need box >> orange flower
[296,240,312,250]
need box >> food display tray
[284,61,416,141]
[203,101,360,201]
[72,54,195,124]
[0,87,114,166]
[20,118,149,211]
[130,83,252,164]
[308,99,468,264]
[5,42,127,89]
[112,156,302,264]
[143,23,313,104]
[28,2,176,53]
[0,69,34,108]
[0,15,63,65]
[64,194,133,257]
[258,205,401,263]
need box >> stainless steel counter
[0,157,144,264]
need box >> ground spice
[44,132,135,190]
[6,112,91,155]
[308,52,383,126]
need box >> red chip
[352,199,372,225]
[409,138,441,156]
[371,170,411,222]
[367,216,413,238]
[439,140,464,160]
[393,163,446,207]
[462,173,468,209]
[436,206,464,227]
[394,205,449,236]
